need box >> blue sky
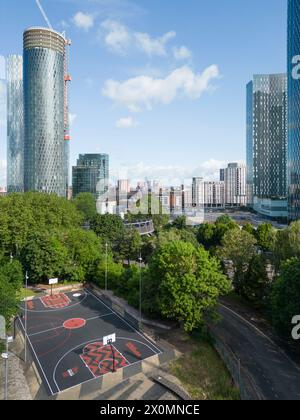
[0,0,287,186]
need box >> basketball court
[18,289,162,396]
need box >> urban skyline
[0,0,287,187]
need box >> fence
[208,326,263,400]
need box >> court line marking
[85,289,162,354]
[20,290,88,313]
[80,344,130,379]
[52,335,162,395]
[18,316,56,396]
[116,337,161,357]
[40,293,71,309]
[28,313,114,338]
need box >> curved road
[212,304,300,400]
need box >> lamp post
[105,243,108,292]
[138,254,143,330]
[24,271,29,364]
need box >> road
[212,304,300,400]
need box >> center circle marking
[63,318,86,330]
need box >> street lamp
[2,336,13,401]
[138,254,143,330]
[24,271,29,364]
[105,243,108,292]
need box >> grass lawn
[17,288,39,300]
[168,331,240,400]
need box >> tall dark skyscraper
[247,74,287,219]
[72,154,109,199]
[288,0,300,221]
[23,28,69,197]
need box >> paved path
[0,353,31,400]
[213,304,300,400]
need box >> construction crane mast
[35,0,72,142]
[35,0,53,29]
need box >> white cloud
[102,65,220,112]
[100,21,177,57]
[73,12,94,31]
[116,116,139,128]
[110,159,227,186]
[101,20,131,54]
[69,113,77,126]
[173,46,192,60]
[135,31,176,57]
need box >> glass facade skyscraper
[72,154,109,199]
[288,0,300,221]
[7,55,24,193]
[247,74,288,219]
[23,28,67,197]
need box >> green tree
[242,223,256,236]
[118,227,142,264]
[219,229,257,293]
[146,241,231,331]
[172,216,187,230]
[274,222,300,266]
[72,193,97,222]
[90,214,125,249]
[21,231,68,284]
[152,214,169,231]
[214,215,239,245]
[0,255,23,325]
[61,228,102,282]
[197,223,216,250]
[241,255,271,308]
[271,258,300,336]
[0,193,83,256]
[256,223,277,252]
[94,254,125,292]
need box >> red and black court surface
[19,289,162,396]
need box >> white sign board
[103,333,116,346]
[49,278,58,285]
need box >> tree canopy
[146,241,231,332]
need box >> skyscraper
[23,28,68,197]
[72,154,109,199]
[224,163,247,207]
[288,0,300,221]
[7,55,24,193]
[247,74,287,219]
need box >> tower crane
[35,0,53,30]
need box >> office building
[288,0,300,221]
[224,163,247,207]
[23,27,70,197]
[7,55,24,193]
[204,181,225,207]
[72,154,109,199]
[247,74,287,219]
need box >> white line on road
[220,304,300,373]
